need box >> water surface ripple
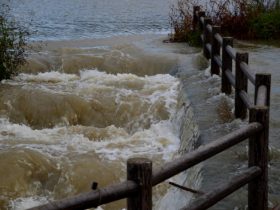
[9,0,171,40]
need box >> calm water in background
[0,0,280,209]
[8,0,171,40]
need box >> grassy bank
[169,0,280,44]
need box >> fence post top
[250,105,269,111]
[255,73,271,86]
[212,25,221,29]
[223,37,233,40]
[236,52,249,62]
[198,11,205,16]
[222,37,234,46]
[204,17,212,22]
[127,158,152,165]
[236,52,248,56]
[256,73,271,77]
[212,25,221,35]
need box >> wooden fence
[28,6,271,210]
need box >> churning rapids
[0,34,202,209]
[1,0,280,209]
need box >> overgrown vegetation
[0,3,29,81]
[169,0,280,44]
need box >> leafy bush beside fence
[0,3,29,81]
[169,0,280,44]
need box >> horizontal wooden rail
[193,6,271,210]
[226,45,236,60]
[152,122,262,186]
[200,34,204,42]
[256,85,267,106]
[206,43,212,55]
[200,16,204,25]
[225,69,236,87]
[240,90,254,109]
[214,33,223,45]
[214,55,222,68]
[182,166,262,210]
[29,181,138,210]
[240,62,256,85]
[255,74,271,107]
[197,11,271,111]
[29,6,272,210]
[195,6,271,114]
[29,123,262,210]
[206,24,212,33]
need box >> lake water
[8,0,171,40]
[1,0,279,209]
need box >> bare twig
[169,181,204,194]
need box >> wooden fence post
[203,18,212,59]
[211,26,221,75]
[193,6,200,31]
[255,74,271,106]
[222,37,233,94]
[235,52,249,119]
[198,11,205,32]
[248,107,269,210]
[127,158,152,210]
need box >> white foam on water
[92,119,180,161]
[9,196,50,210]
[0,118,50,141]
[6,119,178,162]
[79,69,180,109]
[5,70,179,115]
[0,65,199,210]
[80,69,108,81]
[14,72,79,83]
[0,68,181,157]
[206,92,233,103]
[204,66,212,77]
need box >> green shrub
[168,0,201,46]
[169,0,280,43]
[186,30,201,47]
[250,9,280,39]
[0,4,29,81]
